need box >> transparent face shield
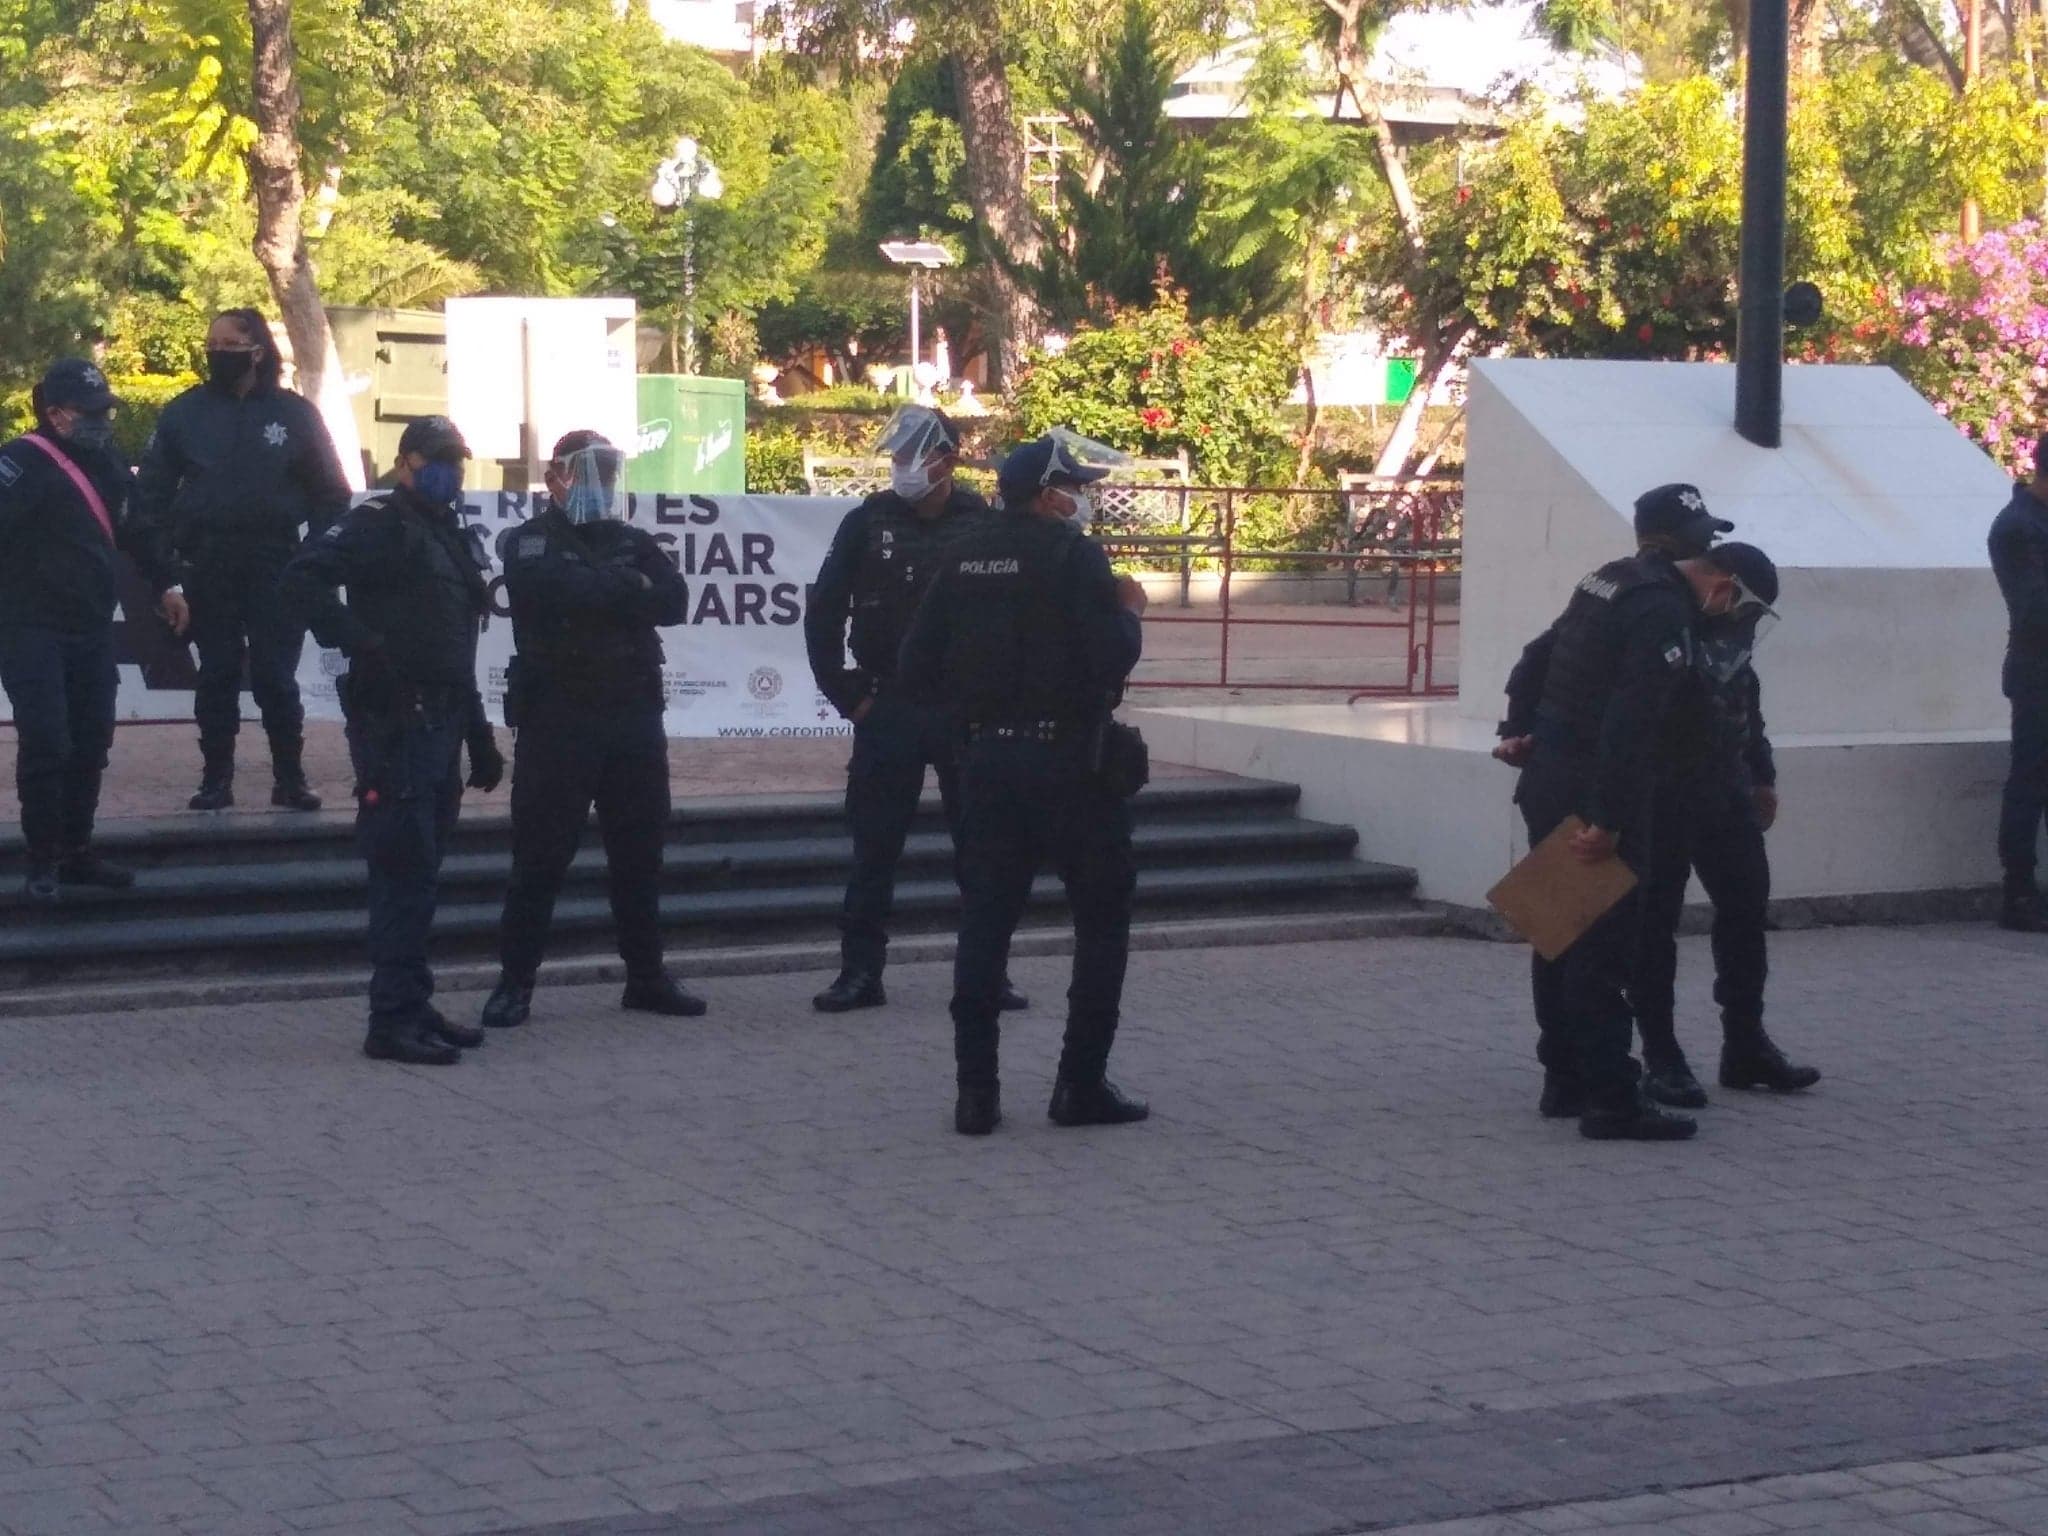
[1697,581,1779,682]
[875,407,957,502]
[556,444,630,525]
[1041,428,1130,526]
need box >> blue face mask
[414,459,464,508]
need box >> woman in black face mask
[132,309,354,813]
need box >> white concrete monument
[1134,359,2016,911]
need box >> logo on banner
[747,667,783,702]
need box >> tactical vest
[848,490,985,676]
[354,491,490,688]
[1535,554,1683,756]
[934,514,1093,725]
[503,514,664,701]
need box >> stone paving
[2,923,2047,1534]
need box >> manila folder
[1486,815,1639,962]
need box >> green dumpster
[629,375,746,494]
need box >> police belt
[965,719,1073,743]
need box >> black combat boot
[363,1016,461,1066]
[1538,1071,1587,1119]
[418,1003,485,1050]
[622,970,708,1018]
[998,977,1029,1012]
[1719,1031,1820,1093]
[24,849,60,906]
[1641,1051,1709,1109]
[480,975,534,1030]
[813,970,885,1013]
[188,738,235,812]
[58,847,134,889]
[2001,876,2045,933]
[1049,1077,1150,1127]
[955,1083,1002,1136]
[1580,1089,1697,1142]
[269,736,322,812]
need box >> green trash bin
[629,375,746,494]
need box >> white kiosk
[1134,360,2015,914]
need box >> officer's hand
[1569,824,1619,864]
[1116,574,1149,616]
[157,590,191,636]
[467,732,506,792]
[1492,735,1533,768]
[850,697,874,724]
[1753,785,1780,830]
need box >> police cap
[1634,482,1732,556]
[399,415,471,462]
[1700,540,1778,606]
[996,435,1112,505]
[37,358,118,413]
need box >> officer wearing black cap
[476,429,705,1033]
[0,360,184,901]
[1988,432,2048,931]
[1494,518,1778,1141]
[899,430,1149,1136]
[133,309,352,815]
[1501,498,1818,1111]
[804,404,1025,1016]
[280,416,505,1065]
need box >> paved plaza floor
[3,924,2047,1535]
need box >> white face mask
[1063,489,1094,529]
[892,463,934,502]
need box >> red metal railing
[1090,476,1462,697]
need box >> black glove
[466,729,505,792]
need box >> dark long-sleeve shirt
[1990,482,2048,697]
[0,431,175,634]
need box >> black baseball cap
[37,358,118,413]
[997,436,1112,504]
[1700,540,1778,607]
[399,415,471,461]
[1634,482,1733,556]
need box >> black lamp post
[1734,0,1790,447]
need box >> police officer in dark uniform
[0,360,186,901]
[134,309,352,813]
[1988,432,2048,931]
[476,430,706,1031]
[1499,487,1817,1112]
[280,417,504,1065]
[899,431,1149,1136]
[805,405,1025,1015]
[1496,521,1777,1141]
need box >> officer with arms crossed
[477,431,705,1031]
[1988,432,2048,931]
[134,309,352,813]
[281,417,505,1065]
[805,405,1026,1015]
[1498,486,1817,1110]
[1500,520,1779,1142]
[900,431,1150,1137]
[0,360,186,901]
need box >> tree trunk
[1372,328,1472,478]
[246,0,364,489]
[950,46,1044,389]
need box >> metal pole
[683,209,696,377]
[1734,0,1789,448]
[1963,0,1983,241]
[909,272,922,383]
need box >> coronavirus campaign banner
[0,492,859,740]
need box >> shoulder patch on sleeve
[516,534,548,558]
[0,454,20,488]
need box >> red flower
[1137,368,1151,382]
[1170,338,1191,357]
[1637,323,1654,343]
[1456,185,1473,205]
[1139,407,1171,431]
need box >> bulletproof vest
[1535,554,1680,755]
[935,514,1094,725]
[848,489,985,676]
[354,491,489,688]
[506,513,663,694]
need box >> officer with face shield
[898,431,1151,1136]
[804,405,1027,1015]
[475,430,702,1032]
[0,360,185,901]
[1492,520,1784,1141]
[1498,489,1817,1115]
[280,416,505,1065]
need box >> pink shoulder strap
[18,433,116,546]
